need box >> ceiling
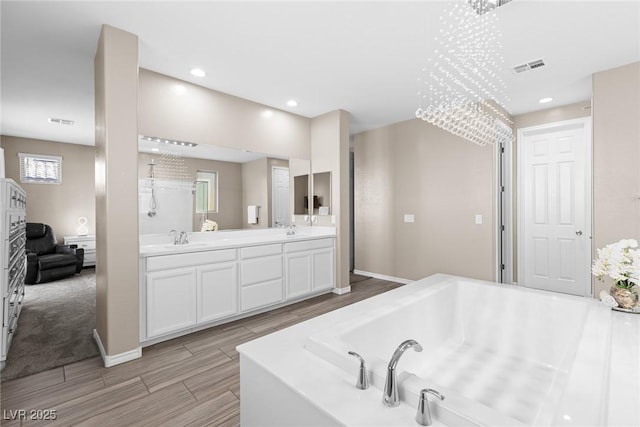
[1,0,639,147]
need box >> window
[195,170,218,213]
[19,153,62,184]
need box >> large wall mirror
[137,136,309,234]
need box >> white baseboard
[332,286,351,295]
[353,269,413,285]
[93,329,142,368]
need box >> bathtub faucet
[382,339,423,407]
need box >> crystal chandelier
[416,0,513,146]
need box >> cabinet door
[312,248,334,291]
[146,268,197,338]
[197,262,238,324]
[285,252,312,299]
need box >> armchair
[25,223,84,284]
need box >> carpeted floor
[1,269,98,382]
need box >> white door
[518,118,591,296]
[272,167,290,227]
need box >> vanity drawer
[240,255,282,286]
[240,244,282,260]
[147,249,237,272]
[241,279,283,312]
[284,238,334,253]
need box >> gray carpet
[1,269,98,382]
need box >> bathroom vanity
[138,227,336,345]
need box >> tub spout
[382,339,423,407]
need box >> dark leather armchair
[25,223,84,284]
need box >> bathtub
[238,274,638,426]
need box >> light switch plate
[404,214,415,223]
[475,214,483,225]
[331,215,336,224]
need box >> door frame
[494,119,514,284]
[516,117,593,296]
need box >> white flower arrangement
[592,239,640,290]
[201,219,219,232]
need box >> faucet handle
[416,388,445,426]
[348,351,369,390]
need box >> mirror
[312,172,331,215]
[293,174,309,215]
[137,136,306,233]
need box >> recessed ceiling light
[539,97,553,104]
[286,99,298,107]
[190,68,206,77]
[48,117,74,126]
[262,110,274,118]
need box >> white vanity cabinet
[140,234,336,345]
[146,267,197,338]
[285,238,335,298]
[142,248,239,340]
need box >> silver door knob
[576,230,583,236]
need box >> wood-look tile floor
[1,276,402,426]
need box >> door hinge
[501,225,505,231]
[500,264,505,270]
[501,186,505,192]
[501,146,505,153]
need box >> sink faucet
[286,224,296,236]
[169,230,189,245]
[382,339,423,407]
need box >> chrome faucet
[169,230,189,245]
[382,339,423,407]
[286,224,296,236]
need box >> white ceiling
[1,1,639,147]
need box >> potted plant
[592,239,639,309]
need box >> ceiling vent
[513,59,546,74]
[48,117,74,126]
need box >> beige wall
[512,101,591,130]
[0,136,95,243]
[94,25,139,356]
[592,62,640,296]
[138,69,311,160]
[138,153,243,231]
[354,118,495,282]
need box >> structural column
[94,25,140,363]
[311,110,351,291]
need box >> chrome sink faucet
[286,224,296,236]
[382,339,423,407]
[169,230,190,245]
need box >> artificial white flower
[592,239,640,289]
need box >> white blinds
[18,153,62,184]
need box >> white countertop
[139,226,336,257]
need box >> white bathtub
[238,274,638,426]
